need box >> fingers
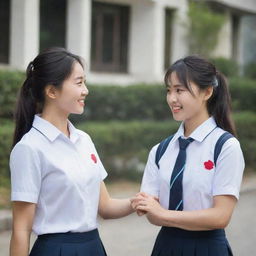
[136,210,146,216]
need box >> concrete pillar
[67,0,91,71]
[10,0,39,69]
[212,10,232,58]
[129,1,165,82]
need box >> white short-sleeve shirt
[10,115,107,235]
[141,117,245,211]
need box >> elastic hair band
[212,76,218,87]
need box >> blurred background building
[0,0,256,84]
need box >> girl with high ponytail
[131,55,244,256]
[10,48,134,256]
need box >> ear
[45,85,58,99]
[204,86,214,101]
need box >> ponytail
[13,62,37,147]
[207,72,237,136]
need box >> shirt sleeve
[9,143,41,203]
[140,145,160,197]
[212,138,245,200]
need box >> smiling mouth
[78,99,85,106]
[172,106,182,113]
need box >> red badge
[91,154,97,163]
[204,160,214,170]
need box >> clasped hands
[130,192,166,226]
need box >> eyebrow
[167,83,184,88]
[74,76,85,81]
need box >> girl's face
[166,72,211,125]
[54,61,88,116]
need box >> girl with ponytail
[10,48,134,256]
[131,55,244,256]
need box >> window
[91,2,130,73]
[0,0,10,63]
[164,9,174,71]
[40,0,67,51]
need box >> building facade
[0,0,256,84]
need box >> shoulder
[11,130,39,156]
[76,129,96,145]
[210,128,243,164]
[211,127,241,149]
[10,136,41,168]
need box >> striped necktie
[169,136,194,211]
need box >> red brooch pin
[204,160,214,170]
[91,154,97,164]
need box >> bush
[211,57,239,77]
[1,113,255,184]
[229,78,256,112]
[244,62,256,80]
[0,70,255,120]
[0,119,14,182]
[0,70,25,118]
[70,84,170,122]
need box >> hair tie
[26,61,34,78]
[212,76,218,87]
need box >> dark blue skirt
[29,229,107,256]
[151,227,233,256]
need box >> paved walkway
[0,175,255,255]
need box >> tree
[187,1,226,57]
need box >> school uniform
[141,116,245,256]
[10,115,108,256]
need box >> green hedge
[230,78,256,112]
[1,112,255,183]
[0,70,25,118]
[1,70,256,120]
[210,57,239,77]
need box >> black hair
[164,55,236,136]
[13,47,84,147]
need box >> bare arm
[98,182,134,219]
[135,194,237,231]
[10,202,36,256]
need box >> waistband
[160,227,226,239]
[38,229,100,243]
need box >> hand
[136,196,166,226]
[130,192,159,216]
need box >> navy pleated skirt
[29,229,107,256]
[151,227,233,256]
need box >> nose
[82,84,89,96]
[167,91,177,104]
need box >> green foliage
[234,112,256,169]
[187,1,226,57]
[229,78,256,112]
[70,84,170,122]
[210,57,239,77]
[0,70,25,118]
[0,70,255,121]
[0,119,13,181]
[244,62,256,80]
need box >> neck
[41,106,70,137]
[184,110,210,137]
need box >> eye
[176,88,184,94]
